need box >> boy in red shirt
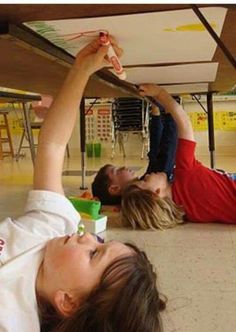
[121,84,236,230]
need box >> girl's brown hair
[38,243,165,332]
[121,183,185,230]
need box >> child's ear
[54,290,78,317]
[155,188,161,196]
[108,184,121,195]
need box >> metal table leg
[206,93,215,169]
[22,102,35,164]
[80,97,88,190]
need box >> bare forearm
[139,84,195,141]
[156,89,194,140]
[34,64,89,192]
[33,37,118,193]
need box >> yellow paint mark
[164,22,216,32]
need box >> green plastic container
[86,143,93,158]
[94,143,101,157]
[69,196,101,220]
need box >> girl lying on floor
[0,39,164,332]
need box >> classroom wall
[75,96,236,160]
[183,97,236,156]
[3,96,236,160]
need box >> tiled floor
[0,152,236,332]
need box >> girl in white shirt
[0,38,164,332]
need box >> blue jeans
[230,173,236,181]
[141,113,178,181]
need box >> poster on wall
[85,107,111,142]
[189,111,236,131]
[220,111,236,130]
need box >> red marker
[99,31,126,80]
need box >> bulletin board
[189,111,236,131]
[85,106,111,142]
[219,111,236,130]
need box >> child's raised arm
[138,84,195,142]
[33,39,121,194]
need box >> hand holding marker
[99,31,127,80]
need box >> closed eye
[90,249,98,259]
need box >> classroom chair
[15,95,70,161]
[0,108,14,160]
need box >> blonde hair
[121,184,185,230]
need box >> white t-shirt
[0,190,80,332]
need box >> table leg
[22,102,35,164]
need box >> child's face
[107,165,136,193]
[137,172,168,196]
[39,232,133,302]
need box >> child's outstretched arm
[33,39,121,194]
[138,84,195,142]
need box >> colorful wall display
[188,111,236,131]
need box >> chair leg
[16,129,26,162]
[4,113,14,157]
[118,132,126,158]
[111,131,117,160]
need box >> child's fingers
[138,85,148,95]
[139,84,158,96]
[79,35,122,59]
[138,84,162,99]
[139,91,146,97]
[139,84,148,91]
[76,35,124,74]
[95,45,109,63]
[76,38,101,59]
